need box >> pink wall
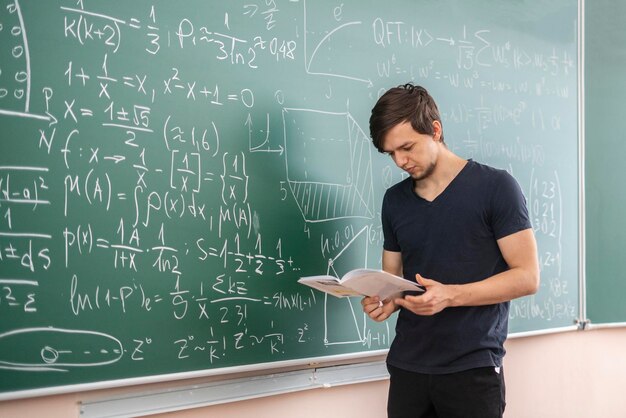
[1,328,625,417]
[504,327,626,417]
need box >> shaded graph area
[283,108,375,223]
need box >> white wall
[1,328,625,418]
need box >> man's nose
[394,152,408,167]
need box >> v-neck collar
[411,159,472,205]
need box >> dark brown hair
[369,83,444,152]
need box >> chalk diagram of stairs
[281,107,381,346]
[282,108,375,224]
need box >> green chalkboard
[585,1,626,324]
[0,0,579,398]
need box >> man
[362,83,540,418]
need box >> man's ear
[432,120,443,141]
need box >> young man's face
[381,121,441,181]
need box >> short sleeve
[490,171,532,240]
[381,191,401,252]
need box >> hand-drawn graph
[320,226,391,347]
[0,327,123,372]
[303,0,372,86]
[282,108,375,223]
[0,0,48,121]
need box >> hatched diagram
[282,108,375,223]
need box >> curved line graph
[305,20,362,73]
[14,0,31,112]
[0,0,50,121]
[302,0,372,85]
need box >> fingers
[395,296,426,316]
[360,296,379,310]
[395,294,440,316]
[361,296,389,322]
[415,273,433,287]
[394,296,406,308]
[362,297,381,315]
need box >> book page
[342,269,424,300]
[297,276,362,297]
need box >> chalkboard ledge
[508,324,580,339]
[80,361,389,417]
[586,321,626,330]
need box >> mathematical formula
[0,0,578,393]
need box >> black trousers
[387,364,506,418]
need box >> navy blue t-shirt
[382,160,532,374]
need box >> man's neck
[414,151,467,202]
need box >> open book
[298,268,425,300]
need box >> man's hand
[394,274,456,316]
[361,295,398,322]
